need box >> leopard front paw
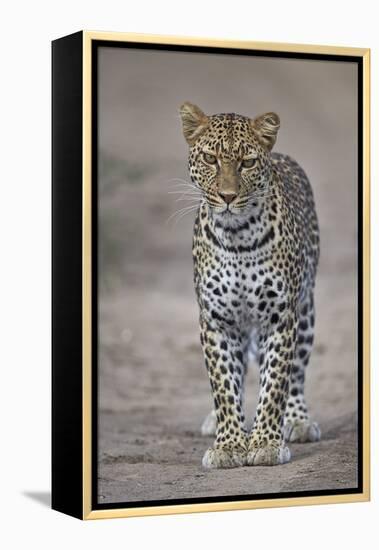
[284,419,321,443]
[202,444,247,469]
[247,442,291,466]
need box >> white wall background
[1,1,377,548]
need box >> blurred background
[97,46,358,503]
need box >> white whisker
[171,207,199,225]
[167,178,202,193]
[247,190,277,202]
[175,196,202,203]
[167,178,195,186]
[168,185,201,194]
[168,183,196,188]
[168,190,203,196]
[166,203,200,225]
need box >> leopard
[178,102,321,469]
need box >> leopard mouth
[207,196,250,216]
[218,202,247,213]
[211,205,244,220]
[211,203,234,214]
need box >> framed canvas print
[52,31,370,520]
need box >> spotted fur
[179,102,321,468]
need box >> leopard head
[179,102,280,218]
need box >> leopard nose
[218,192,237,204]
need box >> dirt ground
[97,49,358,504]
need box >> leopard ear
[251,112,280,150]
[179,102,209,145]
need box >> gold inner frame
[82,31,370,520]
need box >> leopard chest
[196,246,289,331]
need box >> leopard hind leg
[283,291,321,443]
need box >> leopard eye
[241,158,257,169]
[203,152,217,165]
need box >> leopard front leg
[200,347,249,437]
[200,318,248,469]
[247,314,296,466]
